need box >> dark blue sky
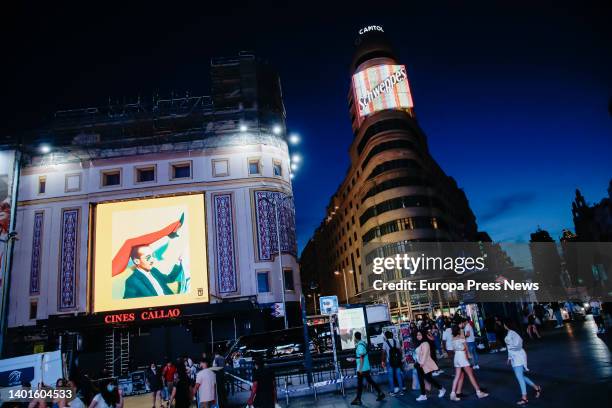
[3,2,611,251]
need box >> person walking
[449,325,488,401]
[169,362,192,408]
[161,361,176,403]
[414,331,446,401]
[195,359,217,408]
[381,331,404,396]
[590,299,606,334]
[247,357,275,408]
[145,363,163,408]
[463,319,480,369]
[551,301,564,328]
[351,331,384,405]
[526,312,541,339]
[504,320,542,405]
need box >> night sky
[3,2,611,251]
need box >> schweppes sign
[103,307,181,324]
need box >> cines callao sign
[103,307,181,324]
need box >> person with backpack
[381,331,404,396]
[351,331,384,405]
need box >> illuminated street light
[272,125,282,135]
[291,154,301,164]
[291,163,298,171]
[239,124,248,132]
[39,144,51,154]
[288,133,300,145]
[335,269,350,304]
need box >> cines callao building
[1,52,302,375]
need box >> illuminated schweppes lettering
[358,66,407,111]
[359,25,384,35]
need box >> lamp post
[258,193,294,329]
[334,269,353,305]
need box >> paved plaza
[125,316,611,407]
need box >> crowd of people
[351,312,547,405]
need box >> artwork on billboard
[0,150,16,294]
[338,307,367,350]
[352,64,414,123]
[92,194,209,312]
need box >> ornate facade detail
[254,190,297,261]
[29,212,44,295]
[213,193,238,294]
[58,209,79,310]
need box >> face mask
[107,384,116,392]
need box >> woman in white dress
[449,324,488,401]
[504,320,542,405]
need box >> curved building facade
[301,28,481,315]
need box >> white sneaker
[450,392,461,401]
[477,391,489,399]
[473,365,480,370]
[432,371,440,376]
[438,388,447,398]
[416,395,427,401]
[394,387,400,393]
[500,347,507,351]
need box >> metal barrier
[224,350,388,405]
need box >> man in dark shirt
[247,358,275,408]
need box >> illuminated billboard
[92,194,209,312]
[338,307,367,350]
[352,64,414,123]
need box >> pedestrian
[381,330,404,396]
[247,357,275,408]
[449,324,488,401]
[425,329,443,375]
[503,319,542,405]
[194,359,216,408]
[146,362,163,408]
[526,312,541,339]
[494,316,507,351]
[89,379,123,408]
[463,319,480,369]
[442,322,454,361]
[414,331,446,401]
[169,361,192,408]
[351,331,384,405]
[161,361,176,403]
[551,301,564,328]
[212,347,229,408]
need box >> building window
[65,173,82,193]
[38,176,46,194]
[101,169,121,187]
[273,160,283,177]
[257,271,270,293]
[248,158,261,175]
[212,159,229,177]
[135,165,156,183]
[170,161,192,180]
[29,300,37,320]
[283,269,294,291]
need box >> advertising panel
[92,194,209,312]
[352,64,413,123]
[337,307,366,350]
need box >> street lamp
[334,269,353,305]
[257,193,295,329]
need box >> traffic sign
[319,295,339,315]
